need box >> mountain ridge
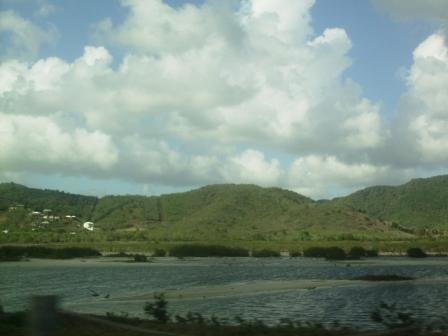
[1,174,448,240]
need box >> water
[1,257,448,330]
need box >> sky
[0,0,447,199]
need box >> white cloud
[287,155,411,199]
[4,0,446,198]
[94,0,244,55]
[0,113,119,174]
[391,32,448,165]
[221,149,283,186]
[34,2,56,18]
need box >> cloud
[94,0,245,55]
[0,10,57,60]
[2,0,446,198]
[0,113,119,175]
[34,2,56,18]
[221,150,283,186]
[372,0,448,21]
[287,155,413,199]
[390,32,448,166]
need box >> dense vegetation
[334,175,448,231]
[348,246,378,259]
[407,247,427,258]
[0,183,412,242]
[169,244,249,257]
[2,175,448,245]
[323,247,347,260]
[0,183,97,220]
[0,245,101,260]
[133,254,149,262]
[303,246,378,260]
[303,246,331,258]
[252,249,281,257]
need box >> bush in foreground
[144,293,170,324]
[169,245,249,257]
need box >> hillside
[0,183,405,240]
[333,175,448,230]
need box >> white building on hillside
[83,222,94,231]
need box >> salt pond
[1,256,448,329]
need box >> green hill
[333,175,448,231]
[0,183,405,241]
[0,183,97,217]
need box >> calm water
[1,257,448,330]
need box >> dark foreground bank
[1,294,447,336]
[2,310,447,336]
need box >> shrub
[348,246,367,259]
[407,247,427,258]
[289,251,302,257]
[144,293,169,324]
[105,251,132,257]
[152,249,166,257]
[324,247,346,260]
[133,254,148,262]
[366,249,379,257]
[370,302,418,329]
[252,249,280,258]
[169,245,249,257]
[303,247,328,258]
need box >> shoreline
[3,239,448,254]
[3,255,448,267]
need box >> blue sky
[1,0,447,198]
